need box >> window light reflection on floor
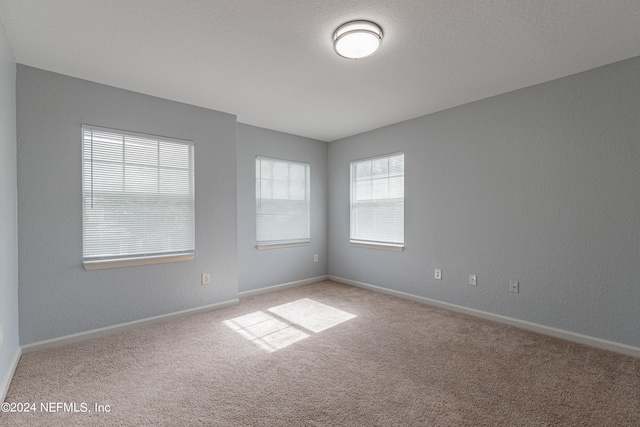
[223,298,356,352]
[223,311,309,352]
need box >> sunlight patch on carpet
[268,298,357,333]
[223,298,356,352]
[223,311,309,352]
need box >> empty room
[1,1,639,425]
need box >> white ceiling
[1,1,639,142]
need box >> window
[82,125,195,269]
[256,156,310,249]
[350,152,404,250]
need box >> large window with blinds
[82,125,195,269]
[350,152,404,250]
[256,156,310,249]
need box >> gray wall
[0,19,18,394]
[10,51,640,352]
[328,56,640,348]
[237,124,328,293]
[17,66,238,345]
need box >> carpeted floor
[2,280,639,426]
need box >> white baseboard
[238,275,329,298]
[329,275,640,359]
[21,275,332,354]
[1,346,21,403]
[21,298,239,354]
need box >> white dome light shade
[333,20,383,59]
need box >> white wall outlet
[510,280,519,293]
[313,254,318,263]
[435,269,442,280]
[201,273,211,285]
[469,274,477,286]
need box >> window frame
[255,155,311,250]
[81,124,195,270]
[350,152,405,252]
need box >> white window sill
[350,241,404,252]
[256,241,310,251]
[83,253,195,271]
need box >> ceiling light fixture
[333,20,383,59]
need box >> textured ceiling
[1,0,639,142]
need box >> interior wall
[237,124,328,293]
[0,18,18,397]
[16,66,238,345]
[328,56,640,348]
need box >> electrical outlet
[313,254,318,263]
[201,273,211,285]
[510,280,519,293]
[469,274,477,286]
[435,269,442,280]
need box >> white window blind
[256,156,310,246]
[82,125,195,262]
[350,153,404,246]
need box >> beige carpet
[2,280,639,426]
